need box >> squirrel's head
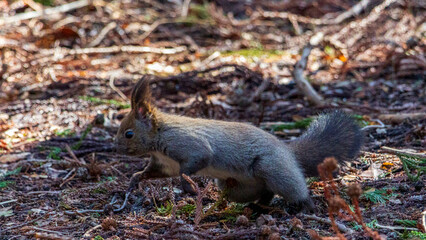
[115,78,158,155]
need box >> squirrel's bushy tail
[289,110,364,177]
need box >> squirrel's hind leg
[255,160,313,213]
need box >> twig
[361,119,385,131]
[39,45,187,56]
[329,0,372,24]
[138,19,172,42]
[292,38,324,106]
[259,9,325,25]
[377,113,426,123]
[62,168,76,181]
[82,224,102,238]
[301,214,353,233]
[109,76,129,101]
[64,144,85,165]
[23,226,63,235]
[0,0,90,26]
[0,199,17,206]
[375,223,418,231]
[181,0,191,18]
[380,146,426,159]
[113,191,131,212]
[27,191,61,195]
[87,22,117,47]
[59,171,76,188]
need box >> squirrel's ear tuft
[131,77,151,111]
[130,77,157,129]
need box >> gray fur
[116,81,363,211]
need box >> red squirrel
[115,78,363,212]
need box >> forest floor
[0,0,425,239]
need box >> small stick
[0,199,17,206]
[292,34,325,106]
[82,224,102,238]
[113,191,131,212]
[301,214,353,233]
[330,0,371,24]
[23,226,63,235]
[361,119,385,130]
[375,223,418,231]
[39,45,187,56]
[0,0,90,26]
[109,76,129,101]
[378,113,426,124]
[381,146,426,159]
[181,0,191,18]
[87,22,117,47]
[64,144,85,165]
[62,168,76,181]
[138,19,171,42]
[59,171,76,188]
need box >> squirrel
[115,78,364,212]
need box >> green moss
[47,147,62,160]
[0,181,14,189]
[222,48,285,58]
[55,129,75,137]
[80,96,130,109]
[177,3,213,26]
[156,201,173,216]
[177,204,196,216]
[189,3,210,20]
[34,0,53,6]
[269,118,313,132]
[72,124,92,150]
[401,231,426,240]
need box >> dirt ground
[0,0,425,239]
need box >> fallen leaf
[360,163,384,180]
[381,162,394,170]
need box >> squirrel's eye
[124,130,134,139]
